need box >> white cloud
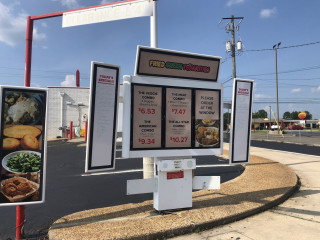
[61,0,81,9]
[226,0,245,7]
[0,2,46,46]
[33,28,46,41]
[41,22,48,28]
[311,86,320,93]
[61,75,76,87]
[260,7,277,18]
[254,93,271,100]
[291,88,302,93]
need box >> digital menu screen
[132,85,162,149]
[0,87,47,205]
[165,88,192,148]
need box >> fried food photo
[3,138,20,150]
[0,176,39,202]
[196,126,219,146]
[4,125,41,139]
[21,134,39,151]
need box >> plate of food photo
[0,176,39,202]
[4,92,43,125]
[202,119,216,126]
[2,151,41,174]
[195,125,219,147]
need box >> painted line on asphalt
[81,164,233,177]
[82,169,142,176]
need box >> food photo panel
[0,86,47,205]
[195,89,220,148]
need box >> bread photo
[20,135,39,151]
[4,125,41,139]
[3,138,20,150]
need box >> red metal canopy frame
[21,1,155,239]
[24,0,141,87]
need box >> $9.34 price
[138,138,155,144]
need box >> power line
[239,64,320,78]
[244,40,320,52]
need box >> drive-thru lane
[0,139,243,239]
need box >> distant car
[288,125,304,130]
[271,125,282,130]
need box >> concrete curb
[252,139,320,147]
[48,153,299,240]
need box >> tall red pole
[85,121,88,142]
[17,16,34,240]
[69,121,73,140]
[76,69,80,87]
[24,16,34,87]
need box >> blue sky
[0,0,320,119]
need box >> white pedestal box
[154,158,196,211]
[126,158,220,211]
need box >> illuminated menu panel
[132,85,162,149]
[165,88,192,148]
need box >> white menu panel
[230,79,254,164]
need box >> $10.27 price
[169,136,188,143]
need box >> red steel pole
[85,121,88,142]
[16,205,25,239]
[69,121,73,140]
[17,16,33,240]
[76,69,80,87]
[24,16,33,87]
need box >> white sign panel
[62,0,153,28]
[230,79,254,164]
[85,62,120,172]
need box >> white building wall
[47,86,123,139]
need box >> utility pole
[273,42,281,134]
[221,15,244,79]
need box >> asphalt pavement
[0,139,243,240]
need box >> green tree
[224,112,231,124]
[290,111,299,120]
[283,111,291,119]
[252,109,267,119]
[304,111,312,120]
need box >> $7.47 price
[171,108,186,115]
[138,138,155,144]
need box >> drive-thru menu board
[165,88,192,148]
[85,62,119,172]
[123,75,223,158]
[132,85,162,149]
[0,86,47,206]
[230,79,254,164]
